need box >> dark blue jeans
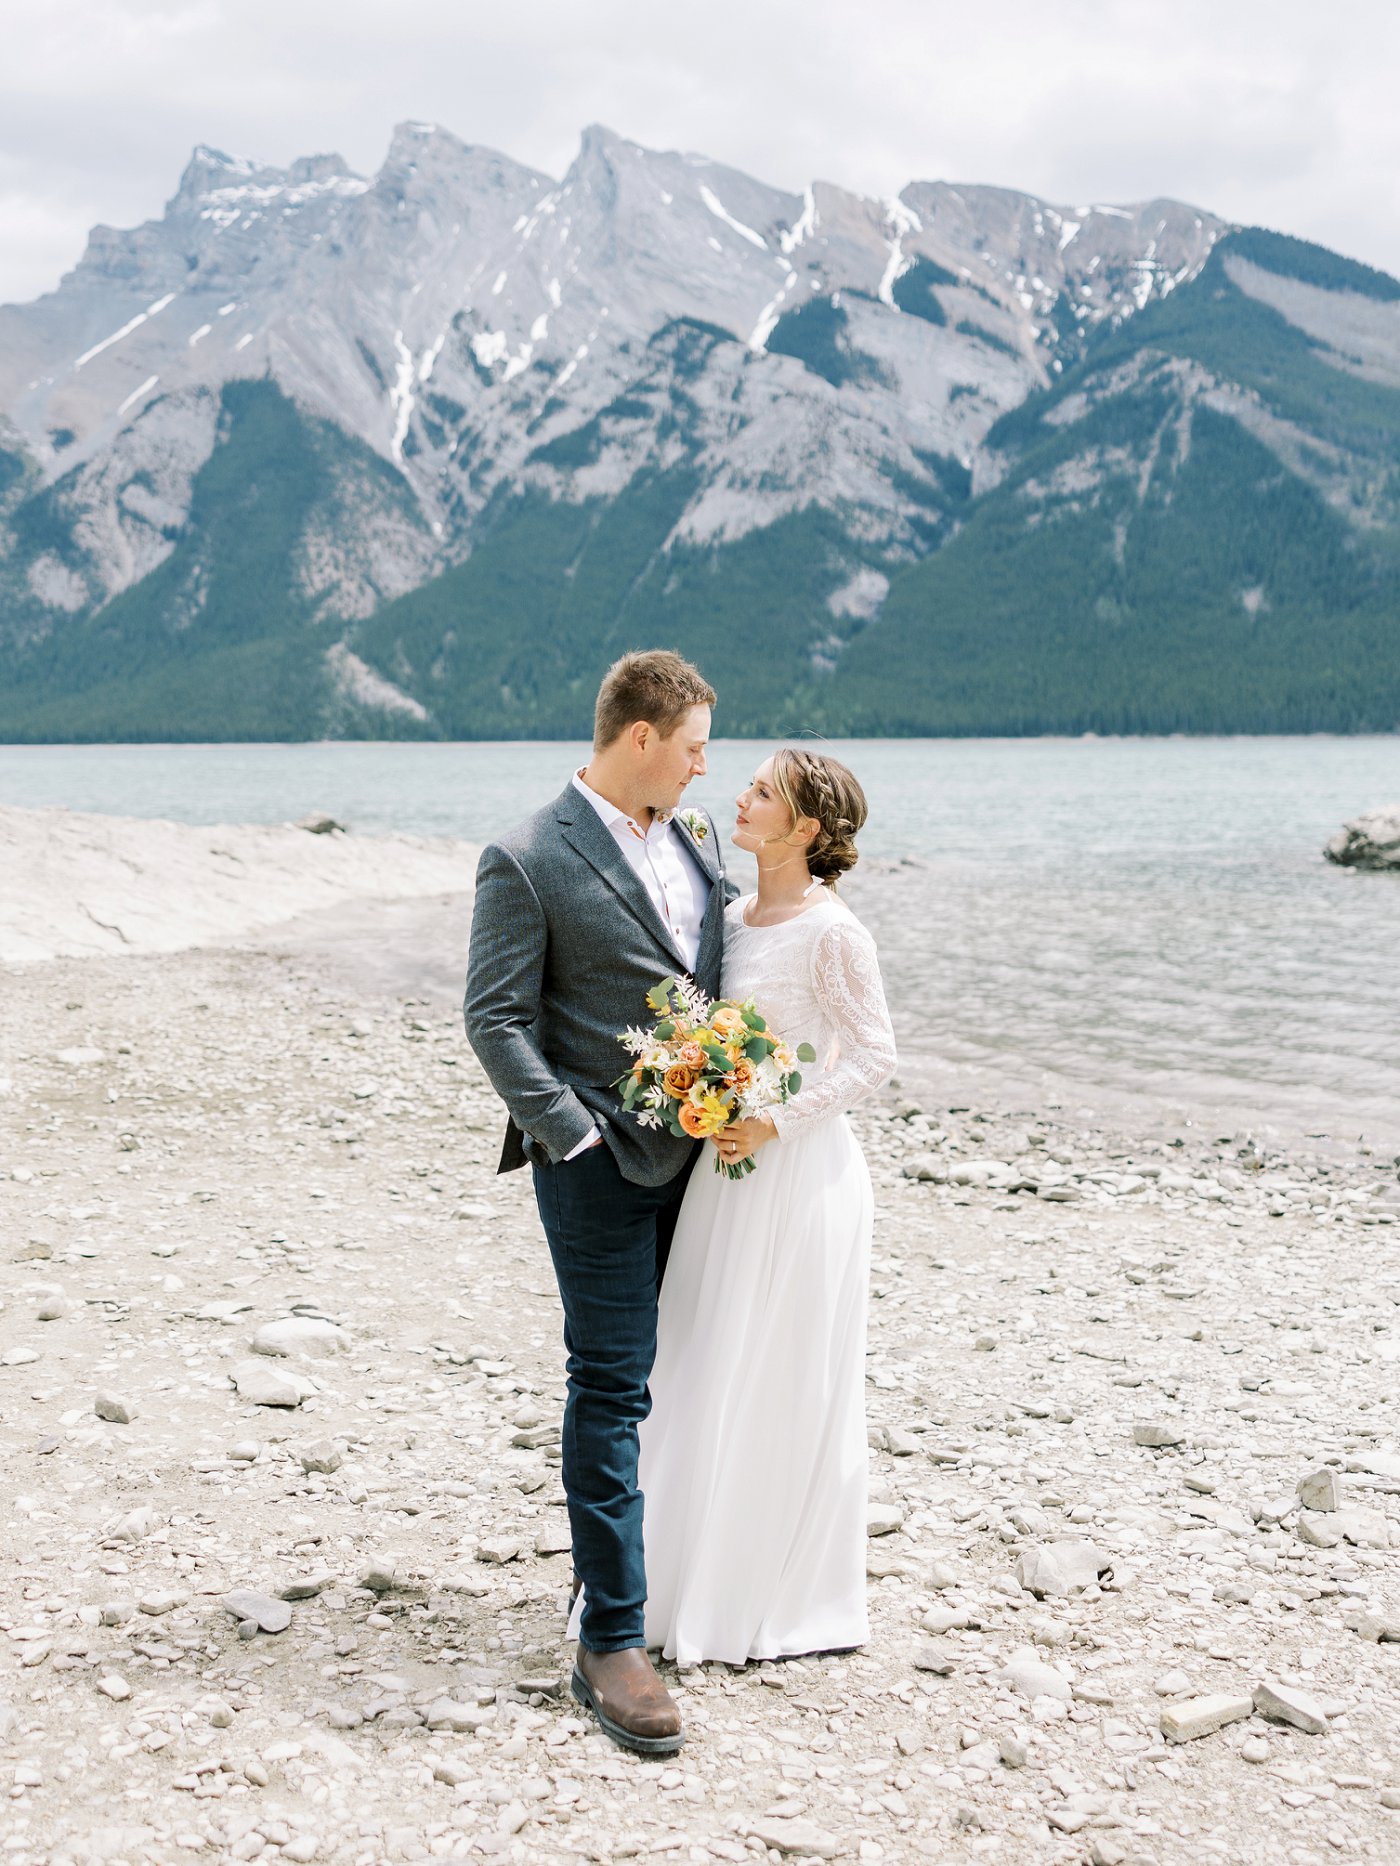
[532,1141,693,1652]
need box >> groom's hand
[712,1114,778,1165]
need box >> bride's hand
[713,1114,778,1165]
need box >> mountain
[0,123,1396,740]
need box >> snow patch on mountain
[326,642,428,720]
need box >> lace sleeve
[769,914,896,1140]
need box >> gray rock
[1253,1678,1329,1735]
[298,812,346,835]
[1297,1466,1343,1512]
[999,1732,1031,1769]
[298,1439,343,1474]
[251,1316,350,1359]
[1335,1507,1393,1548]
[279,1571,337,1601]
[1133,1420,1185,1448]
[912,1641,956,1675]
[999,1646,1073,1702]
[1159,1694,1253,1742]
[747,1819,840,1860]
[476,1536,524,1564]
[1016,1539,1112,1598]
[94,1392,134,1424]
[1297,1510,1342,1548]
[358,1562,402,1593]
[1380,1787,1400,1810]
[221,1589,292,1635]
[1351,1611,1400,1643]
[230,1359,316,1408]
[1325,806,1400,871]
[902,1155,946,1183]
[424,1697,494,1732]
[534,1521,573,1557]
[866,1502,904,1536]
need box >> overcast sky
[3,0,1397,305]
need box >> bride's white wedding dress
[637,889,897,1664]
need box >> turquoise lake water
[4,736,1398,1150]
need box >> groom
[464,650,732,1753]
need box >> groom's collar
[571,769,674,839]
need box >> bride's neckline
[739,884,835,931]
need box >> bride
[634,746,896,1666]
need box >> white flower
[678,808,709,842]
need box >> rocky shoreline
[2,861,1399,1864]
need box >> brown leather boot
[571,1646,684,1755]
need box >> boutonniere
[678,808,709,843]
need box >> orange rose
[711,1007,745,1039]
[725,1059,756,1094]
[678,1101,710,1137]
[662,1064,696,1099]
[678,1042,706,1070]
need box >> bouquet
[613,976,816,1179]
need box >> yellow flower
[680,1088,730,1138]
[710,1006,745,1039]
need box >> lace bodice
[722,892,896,1140]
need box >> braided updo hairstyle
[769,747,868,887]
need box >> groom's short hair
[594,650,716,749]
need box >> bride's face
[734,757,795,853]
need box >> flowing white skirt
[638,1113,872,1664]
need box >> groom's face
[643,704,711,813]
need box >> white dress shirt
[564,769,711,1159]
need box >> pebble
[1133,1420,1185,1448]
[279,1570,337,1600]
[96,1675,130,1701]
[298,1438,342,1474]
[747,1818,840,1859]
[138,1591,185,1616]
[1160,1694,1254,1743]
[999,1647,1073,1703]
[1016,1539,1110,1598]
[1381,1788,1400,1810]
[94,1392,134,1424]
[1297,1465,1343,1511]
[358,1562,401,1593]
[1253,1678,1330,1735]
[230,1359,316,1407]
[221,1589,293,1635]
[866,1502,904,1536]
[251,1315,351,1359]
[912,1641,956,1675]
[476,1535,524,1564]
[1242,1735,1270,1763]
[535,1521,573,1557]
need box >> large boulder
[1325,806,1400,871]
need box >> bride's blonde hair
[769,748,867,887]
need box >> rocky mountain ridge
[0,123,1396,738]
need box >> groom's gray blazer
[464,782,734,1186]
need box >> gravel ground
[2,931,1399,1866]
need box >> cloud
[1,0,1397,303]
